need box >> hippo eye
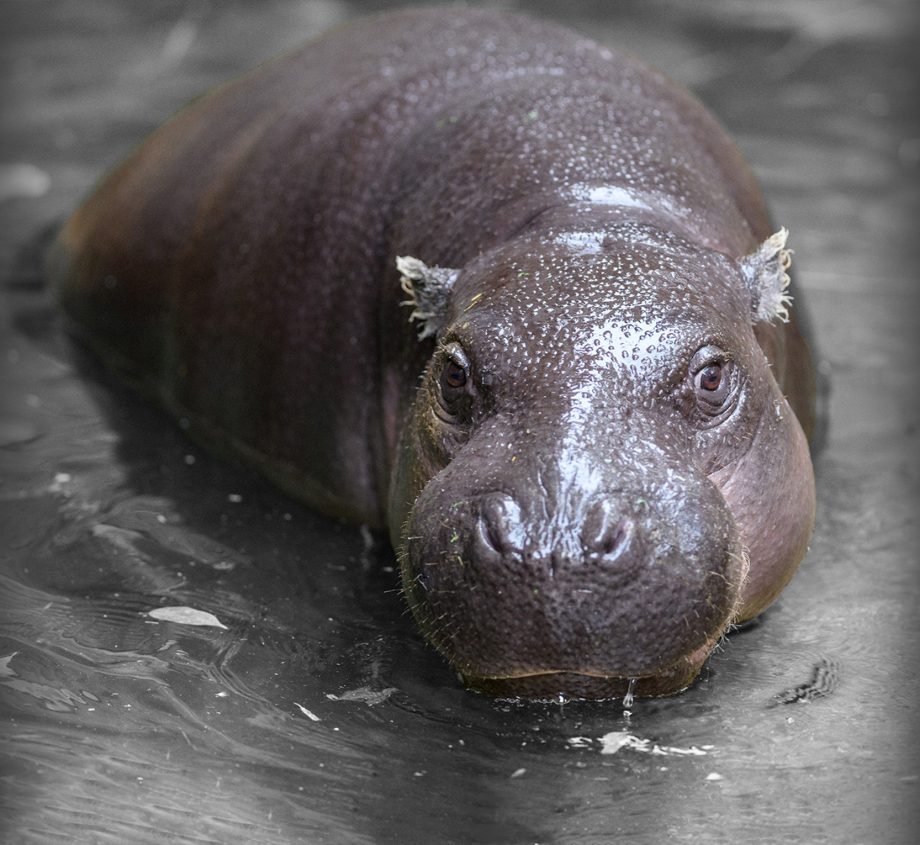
[690,347,736,417]
[442,359,467,390]
[696,364,723,393]
[436,345,473,420]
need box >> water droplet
[622,677,637,709]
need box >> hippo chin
[51,8,816,699]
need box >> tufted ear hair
[740,228,793,324]
[396,256,460,340]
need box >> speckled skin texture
[52,8,816,698]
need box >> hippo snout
[401,456,747,699]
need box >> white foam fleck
[570,731,713,757]
[294,703,321,721]
[147,606,228,629]
[0,163,51,201]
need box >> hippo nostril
[478,518,505,556]
[600,519,632,557]
[583,501,633,562]
[475,492,523,557]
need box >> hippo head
[388,223,814,699]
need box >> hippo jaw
[460,634,727,700]
[420,550,743,701]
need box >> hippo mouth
[458,637,721,700]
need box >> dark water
[2,1,918,842]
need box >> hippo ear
[740,228,793,324]
[396,255,460,340]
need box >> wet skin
[51,8,816,698]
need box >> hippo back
[51,7,813,527]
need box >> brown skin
[51,8,816,698]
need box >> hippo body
[53,8,816,698]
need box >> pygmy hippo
[51,8,816,698]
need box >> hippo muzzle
[401,422,747,698]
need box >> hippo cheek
[710,385,816,621]
[400,473,747,699]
